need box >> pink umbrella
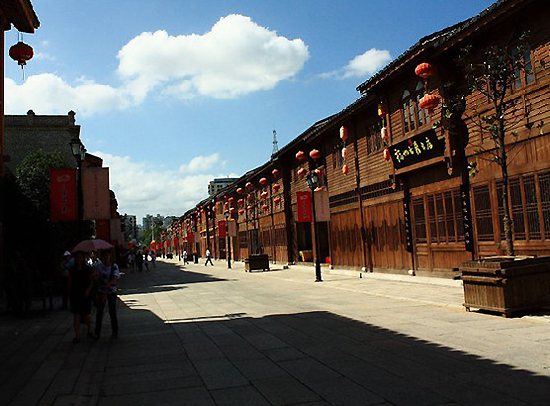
[72,238,113,253]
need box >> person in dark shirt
[68,251,96,343]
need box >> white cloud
[117,14,309,100]
[320,48,391,80]
[96,151,238,221]
[342,48,391,78]
[4,14,309,116]
[179,153,220,173]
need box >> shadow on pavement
[84,303,550,405]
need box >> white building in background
[208,178,239,196]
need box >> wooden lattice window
[412,197,427,243]
[366,121,383,155]
[473,185,494,241]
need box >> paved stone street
[1,258,549,405]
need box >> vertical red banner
[50,168,77,222]
[82,167,110,220]
[218,221,226,238]
[96,219,110,241]
[187,231,194,244]
[297,191,312,222]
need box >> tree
[16,149,69,217]
[459,34,543,256]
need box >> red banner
[187,231,194,244]
[96,219,110,241]
[50,168,77,222]
[297,191,312,222]
[82,167,110,220]
[218,221,226,238]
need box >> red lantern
[381,127,389,142]
[228,197,235,203]
[340,126,348,141]
[245,181,253,189]
[415,62,436,79]
[309,149,321,160]
[238,209,244,215]
[224,202,229,208]
[315,168,323,177]
[419,94,440,110]
[238,198,244,205]
[272,183,280,192]
[377,102,387,118]
[259,177,268,185]
[230,207,235,213]
[247,194,253,201]
[201,209,205,213]
[247,205,253,211]
[314,187,324,192]
[296,151,306,161]
[9,41,34,67]
[274,196,281,205]
[272,169,279,177]
[262,204,269,212]
[298,168,307,178]
[237,187,243,194]
[261,191,268,199]
[342,164,349,175]
[383,148,392,161]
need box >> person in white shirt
[205,248,213,266]
[182,250,188,265]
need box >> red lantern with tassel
[342,164,349,175]
[272,183,280,192]
[272,168,279,177]
[297,168,307,178]
[236,187,243,195]
[377,102,387,118]
[262,204,269,212]
[261,191,268,199]
[245,181,253,189]
[9,41,34,67]
[274,196,281,205]
[259,177,268,186]
[381,127,389,143]
[383,148,392,161]
[296,151,306,161]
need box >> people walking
[68,251,95,343]
[144,250,150,272]
[150,251,156,268]
[182,250,188,265]
[135,250,143,273]
[94,250,120,339]
[205,248,214,266]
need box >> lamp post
[69,137,86,240]
[224,211,232,269]
[305,170,322,282]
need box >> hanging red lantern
[298,168,307,178]
[228,197,235,203]
[9,41,34,67]
[224,202,229,208]
[201,209,205,213]
[381,127,389,142]
[245,181,253,189]
[247,194,253,201]
[341,147,347,159]
[274,196,281,205]
[236,187,243,195]
[259,177,268,185]
[262,204,269,212]
[315,168,323,177]
[238,198,244,205]
[238,209,244,215]
[415,62,436,79]
[247,205,253,211]
[261,191,268,199]
[377,102,387,118]
[272,169,279,177]
[383,148,392,161]
[342,164,349,175]
[340,126,348,141]
[419,94,440,110]
[230,207,236,213]
[309,149,321,160]
[272,183,280,192]
[296,151,306,161]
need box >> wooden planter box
[245,254,270,272]
[460,256,550,317]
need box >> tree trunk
[498,119,514,256]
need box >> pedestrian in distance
[150,251,156,268]
[94,250,120,339]
[57,251,71,310]
[144,250,150,272]
[182,250,188,265]
[135,250,143,272]
[68,251,96,343]
[205,248,214,266]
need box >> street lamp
[69,137,86,239]
[224,211,232,269]
[305,169,323,282]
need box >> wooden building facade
[167,0,550,278]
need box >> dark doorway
[317,221,330,263]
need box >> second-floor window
[512,46,535,90]
[402,81,431,133]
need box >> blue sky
[5,0,495,223]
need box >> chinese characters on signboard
[388,130,445,170]
[297,191,312,222]
[50,168,77,222]
[460,184,475,252]
[403,194,413,253]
